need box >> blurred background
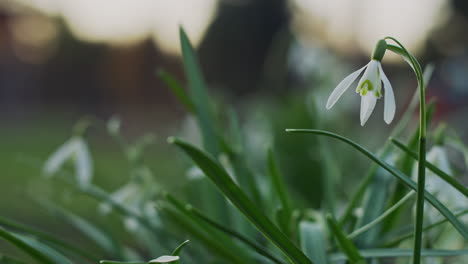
[0,0,468,259]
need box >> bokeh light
[292,0,449,58]
[14,0,217,53]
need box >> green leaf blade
[326,215,363,264]
[391,138,468,198]
[0,227,68,264]
[286,129,468,240]
[169,137,313,264]
[299,221,328,264]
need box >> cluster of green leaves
[0,27,467,264]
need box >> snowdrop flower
[43,136,92,187]
[326,39,395,126]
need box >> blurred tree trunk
[199,0,290,96]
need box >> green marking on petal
[361,89,368,96]
[375,90,382,98]
[360,79,373,91]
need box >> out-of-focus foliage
[1,27,466,264]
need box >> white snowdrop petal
[357,60,379,90]
[43,138,79,176]
[360,93,377,126]
[149,255,180,263]
[368,60,380,86]
[75,139,93,187]
[326,63,368,109]
[379,64,396,124]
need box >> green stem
[385,36,426,264]
[348,191,415,240]
[413,138,426,264]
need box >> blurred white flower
[43,136,92,187]
[99,167,160,231]
[413,145,468,250]
[420,146,466,210]
[326,59,395,126]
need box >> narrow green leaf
[188,205,284,264]
[0,215,97,261]
[158,203,245,264]
[157,69,195,113]
[227,108,243,153]
[226,109,262,204]
[338,167,375,227]
[391,138,468,198]
[348,191,415,240]
[0,255,29,264]
[319,139,338,217]
[171,240,190,256]
[169,137,313,264]
[326,215,363,264]
[15,234,73,264]
[179,27,219,156]
[382,209,468,247]
[330,248,468,261]
[381,100,436,234]
[42,202,121,257]
[164,194,255,263]
[0,227,64,264]
[354,165,393,246]
[179,26,226,223]
[268,147,293,233]
[171,240,189,264]
[286,129,468,240]
[299,221,328,264]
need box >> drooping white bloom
[43,136,93,187]
[326,59,395,126]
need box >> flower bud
[371,39,387,61]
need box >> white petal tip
[384,109,395,125]
[326,96,336,109]
[149,256,180,263]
